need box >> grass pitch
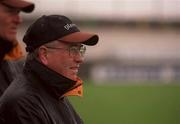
[69,82,180,124]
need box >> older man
[0,15,99,124]
[0,0,34,96]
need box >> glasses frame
[45,44,86,58]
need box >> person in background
[0,15,99,124]
[0,0,34,96]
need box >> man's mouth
[9,27,17,34]
[70,67,79,73]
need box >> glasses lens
[80,45,86,55]
[69,45,86,57]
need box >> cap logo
[64,23,76,30]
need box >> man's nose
[74,53,85,64]
[13,14,22,25]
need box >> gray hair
[26,48,39,62]
[25,40,60,62]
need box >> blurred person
[0,15,99,124]
[0,0,34,96]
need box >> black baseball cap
[23,15,99,52]
[1,0,34,13]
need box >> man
[0,0,34,96]
[0,15,99,124]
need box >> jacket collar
[24,58,77,99]
[4,43,23,61]
[0,38,23,62]
[0,38,13,62]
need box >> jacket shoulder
[6,58,25,79]
[0,76,50,124]
[1,58,25,83]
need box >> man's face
[43,41,85,81]
[0,3,22,42]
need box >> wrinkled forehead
[57,39,83,47]
[57,39,82,46]
[44,39,83,48]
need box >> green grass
[69,82,180,124]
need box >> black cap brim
[2,0,34,13]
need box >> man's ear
[38,46,48,65]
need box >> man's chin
[4,34,17,44]
[66,74,77,81]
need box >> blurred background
[18,0,180,124]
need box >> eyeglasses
[45,45,86,58]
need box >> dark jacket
[0,58,83,124]
[0,38,24,96]
[0,59,24,96]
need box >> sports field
[69,82,180,124]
